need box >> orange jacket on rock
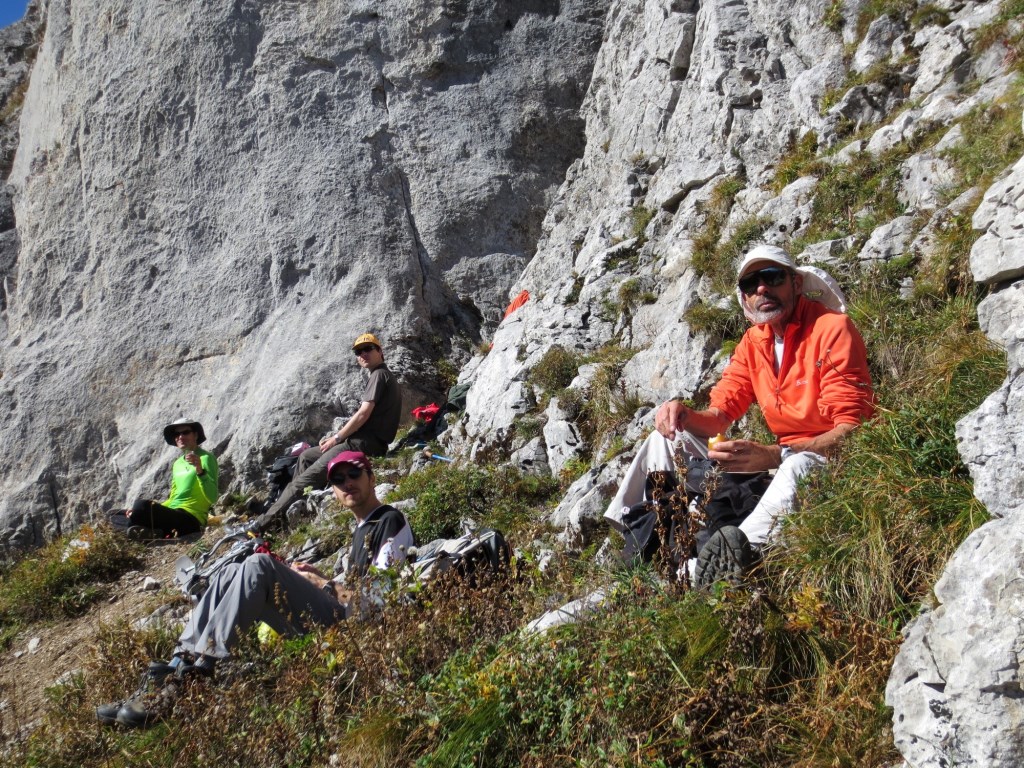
[710,296,875,444]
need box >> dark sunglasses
[353,346,377,356]
[330,467,365,483]
[738,267,790,296]
[173,429,194,437]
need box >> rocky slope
[443,1,1024,766]
[0,0,607,548]
[2,0,1024,765]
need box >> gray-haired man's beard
[749,305,786,325]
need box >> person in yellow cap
[251,333,401,532]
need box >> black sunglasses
[331,467,365,483]
[173,429,194,437]
[738,267,790,296]
[353,346,377,356]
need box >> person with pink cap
[605,244,875,586]
[96,450,413,729]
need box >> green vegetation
[682,297,746,340]
[823,0,845,33]
[941,93,1024,193]
[528,345,583,393]
[564,272,584,305]
[617,277,658,311]
[629,204,655,246]
[0,526,142,649]
[387,462,559,542]
[690,176,747,293]
[772,131,826,192]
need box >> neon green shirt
[163,448,219,525]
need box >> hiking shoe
[114,663,206,729]
[126,525,165,541]
[694,526,756,588]
[96,661,175,726]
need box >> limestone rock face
[463,0,844,445]
[886,79,1024,768]
[0,0,608,548]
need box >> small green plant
[823,0,844,32]
[558,456,590,487]
[854,0,917,41]
[618,277,657,310]
[690,176,748,292]
[564,272,584,305]
[436,358,459,390]
[773,130,826,192]
[529,345,582,393]
[629,204,655,245]
[683,297,746,342]
[514,416,544,442]
[910,4,950,29]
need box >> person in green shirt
[113,419,219,538]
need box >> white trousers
[603,431,826,548]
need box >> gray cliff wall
[0,0,608,547]
[446,0,1024,765]
[885,151,1024,767]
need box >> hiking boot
[114,663,207,729]
[95,661,175,726]
[126,525,165,541]
[694,526,756,588]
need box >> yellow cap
[352,333,381,350]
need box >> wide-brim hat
[735,244,847,319]
[163,419,207,446]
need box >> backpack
[174,529,278,598]
[265,442,310,504]
[409,528,511,585]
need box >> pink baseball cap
[326,451,373,482]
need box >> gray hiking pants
[175,553,347,659]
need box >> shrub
[528,345,582,393]
[387,462,559,541]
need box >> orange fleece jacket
[710,297,875,444]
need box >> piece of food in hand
[707,433,727,449]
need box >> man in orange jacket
[605,244,875,585]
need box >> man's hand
[291,561,330,588]
[318,434,337,451]
[184,451,202,472]
[707,439,781,473]
[655,400,732,441]
[655,400,690,440]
